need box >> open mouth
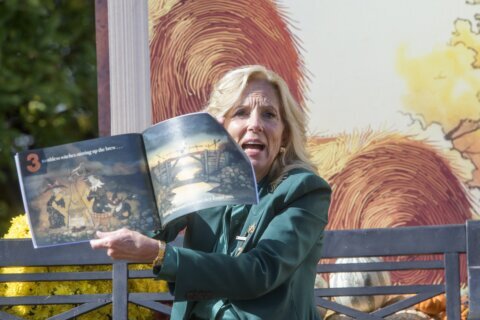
[241,142,265,151]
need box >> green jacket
[154,169,331,319]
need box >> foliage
[0,0,98,236]
[1,214,169,319]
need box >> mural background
[147,0,480,284]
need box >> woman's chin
[251,164,269,181]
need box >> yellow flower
[1,214,169,319]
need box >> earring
[279,147,286,154]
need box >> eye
[262,109,278,120]
[232,107,249,118]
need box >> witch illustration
[108,191,132,220]
[67,163,95,232]
[44,180,67,229]
[86,174,112,214]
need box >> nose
[247,111,263,132]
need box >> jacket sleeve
[157,172,331,301]
[148,215,189,242]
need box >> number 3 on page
[26,153,41,173]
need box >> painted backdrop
[147,0,480,284]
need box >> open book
[15,113,258,248]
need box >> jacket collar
[231,178,275,256]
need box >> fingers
[89,228,155,262]
[95,230,108,238]
[90,228,129,252]
[96,228,128,238]
[90,238,103,249]
[90,235,126,260]
[89,236,112,250]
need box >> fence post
[112,261,128,319]
[467,220,480,320]
[445,252,461,319]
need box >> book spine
[14,154,38,248]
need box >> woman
[90,65,331,319]
[44,180,67,229]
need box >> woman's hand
[90,228,159,263]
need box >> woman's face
[224,78,285,181]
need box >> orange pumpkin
[438,305,469,320]
[415,294,446,316]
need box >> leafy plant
[0,0,98,235]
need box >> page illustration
[16,135,160,247]
[143,113,257,226]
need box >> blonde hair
[204,65,317,184]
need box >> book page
[142,113,258,227]
[15,134,160,248]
